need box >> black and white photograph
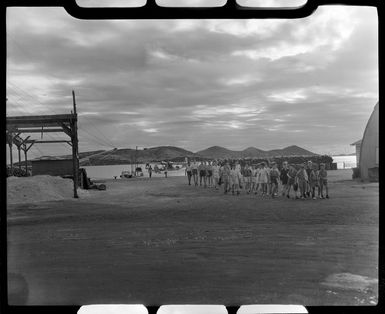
[5,0,379,307]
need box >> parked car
[120,171,132,178]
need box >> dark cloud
[6,6,378,159]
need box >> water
[332,155,357,169]
[83,156,357,179]
[83,163,186,180]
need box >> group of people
[185,160,329,199]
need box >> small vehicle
[120,171,132,178]
[135,167,144,176]
[154,164,166,172]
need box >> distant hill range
[196,145,315,159]
[74,145,317,166]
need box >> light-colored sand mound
[321,273,378,291]
[7,175,89,204]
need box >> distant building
[351,102,379,181]
[31,156,73,177]
[350,139,362,166]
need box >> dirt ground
[7,170,378,306]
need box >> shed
[350,139,362,166]
[358,102,379,181]
[31,156,73,177]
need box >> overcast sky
[6,3,378,160]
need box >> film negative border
[1,0,383,314]
[3,0,381,19]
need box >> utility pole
[135,146,138,176]
[71,90,79,198]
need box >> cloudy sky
[6,2,378,161]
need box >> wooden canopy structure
[6,91,80,198]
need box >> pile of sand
[7,175,89,204]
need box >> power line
[79,115,116,148]
[8,37,117,151]
[8,83,114,149]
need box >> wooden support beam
[11,134,24,148]
[24,149,28,175]
[8,132,14,172]
[12,128,65,133]
[7,114,76,122]
[19,136,31,146]
[60,123,73,138]
[6,102,80,183]
[26,142,35,152]
[7,114,77,129]
[18,146,21,171]
[24,140,72,144]
[6,133,12,146]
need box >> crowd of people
[185,160,330,199]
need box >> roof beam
[7,114,76,121]
[6,114,76,129]
[24,140,72,144]
[11,128,65,133]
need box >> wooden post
[18,136,30,175]
[24,147,28,175]
[9,133,13,172]
[25,142,34,176]
[72,90,79,198]
[18,146,21,171]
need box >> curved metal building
[359,102,379,181]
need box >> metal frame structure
[6,91,79,198]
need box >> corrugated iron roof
[32,156,72,161]
[350,139,362,146]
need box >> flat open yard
[7,170,378,306]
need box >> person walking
[280,161,289,196]
[222,161,231,194]
[296,163,308,199]
[286,164,297,199]
[207,161,213,187]
[148,165,153,178]
[186,162,192,185]
[270,162,280,197]
[243,163,252,194]
[319,163,329,199]
[192,160,198,186]
[305,161,313,197]
[198,161,205,186]
[308,163,318,199]
[230,164,240,195]
[212,161,220,190]
[258,163,269,196]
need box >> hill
[79,146,196,166]
[196,146,240,159]
[267,145,316,157]
[197,145,316,159]
[43,145,317,166]
[241,147,269,158]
